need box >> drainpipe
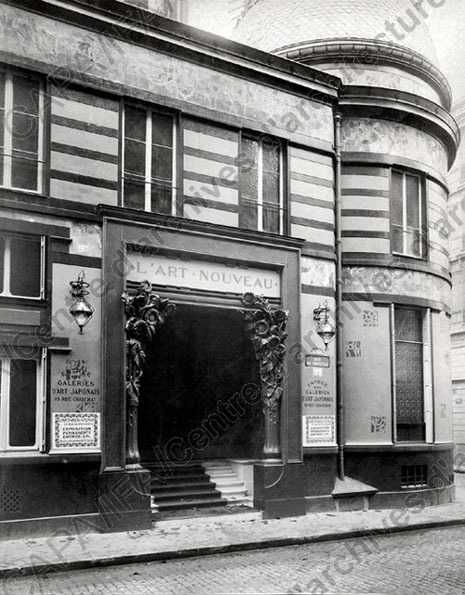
[334,112,345,481]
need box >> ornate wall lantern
[69,271,94,335]
[313,301,336,351]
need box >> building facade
[429,2,465,469]
[448,98,465,463]
[0,0,459,537]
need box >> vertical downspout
[334,112,345,481]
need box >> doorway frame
[99,208,304,525]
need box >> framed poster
[52,412,100,452]
[302,415,336,447]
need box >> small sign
[305,354,330,368]
[52,412,100,451]
[302,415,336,447]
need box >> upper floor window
[239,137,284,234]
[122,104,175,215]
[394,307,426,442]
[0,233,44,299]
[0,69,44,193]
[0,355,45,452]
[391,170,426,259]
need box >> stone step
[155,497,227,511]
[217,486,248,496]
[151,481,215,493]
[145,465,206,476]
[150,472,210,484]
[211,479,244,488]
[206,471,237,478]
[153,489,222,501]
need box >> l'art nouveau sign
[127,252,281,298]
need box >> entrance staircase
[147,461,250,514]
[202,461,250,505]
[147,462,226,512]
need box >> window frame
[0,351,46,453]
[0,233,46,300]
[239,133,286,235]
[0,67,45,194]
[392,305,432,444]
[121,101,177,216]
[390,168,427,260]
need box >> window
[0,69,44,192]
[239,137,284,234]
[0,355,45,452]
[122,104,175,214]
[401,465,428,488]
[394,307,426,442]
[0,234,44,298]
[391,170,426,258]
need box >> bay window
[122,104,176,215]
[0,69,44,193]
[239,136,284,234]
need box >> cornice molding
[3,0,340,103]
[100,205,306,252]
[342,255,452,286]
[274,38,452,110]
[338,86,460,168]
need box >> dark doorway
[139,304,263,462]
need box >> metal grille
[401,465,427,488]
[0,489,23,514]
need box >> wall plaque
[127,252,281,297]
[302,415,336,447]
[305,354,330,368]
[52,412,100,451]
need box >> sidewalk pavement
[2,475,465,579]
